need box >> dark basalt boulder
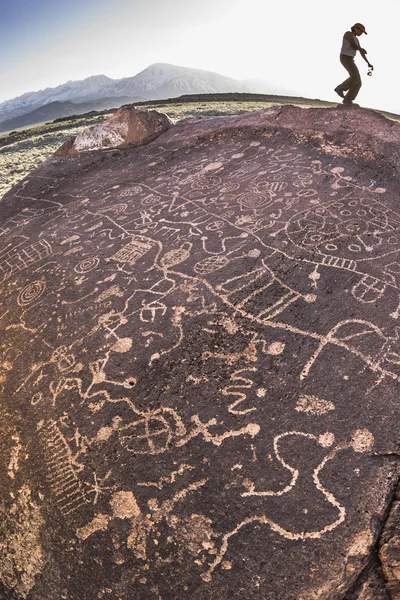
[0,105,400,600]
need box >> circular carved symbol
[337,219,368,236]
[141,194,161,206]
[74,257,100,274]
[237,193,272,209]
[194,255,230,275]
[18,280,46,306]
[119,415,173,454]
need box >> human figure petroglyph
[14,339,84,397]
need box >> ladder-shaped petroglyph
[38,420,87,516]
[111,236,156,264]
[0,239,52,282]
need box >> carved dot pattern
[18,280,46,306]
[74,257,100,274]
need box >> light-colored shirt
[341,33,360,57]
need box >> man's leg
[338,55,362,102]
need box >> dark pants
[337,54,362,102]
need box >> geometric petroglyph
[0,239,52,282]
[37,420,87,516]
[74,257,100,274]
[351,275,386,303]
[111,237,154,263]
[17,280,46,306]
[320,255,357,270]
[118,412,176,455]
[194,255,231,275]
[0,207,45,237]
[385,262,400,274]
[251,180,288,195]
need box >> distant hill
[0,64,250,130]
[0,96,145,133]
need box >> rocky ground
[0,101,284,201]
[9,92,389,202]
[0,115,109,201]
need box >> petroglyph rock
[1,105,400,599]
[56,105,172,154]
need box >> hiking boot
[334,87,345,99]
[342,100,359,107]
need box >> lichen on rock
[0,485,46,598]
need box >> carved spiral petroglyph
[74,257,100,274]
[17,280,46,306]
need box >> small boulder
[56,106,172,155]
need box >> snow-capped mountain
[0,63,248,126]
[0,75,116,123]
[113,63,244,97]
[0,96,145,133]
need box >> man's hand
[360,48,367,54]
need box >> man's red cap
[353,23,367,34]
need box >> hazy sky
[0,0,399,114]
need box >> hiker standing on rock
[334,23,374,106]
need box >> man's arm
[358,46,374,68]
[359,50,373,68]
[343,32,373,67]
